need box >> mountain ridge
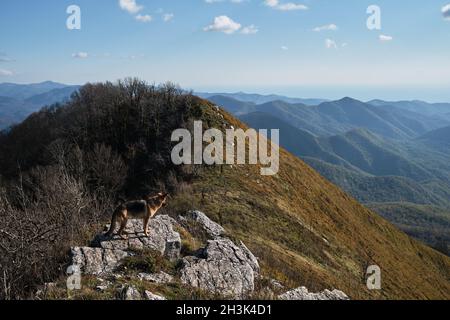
[209,95,450,139]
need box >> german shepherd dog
[105,192,169,239]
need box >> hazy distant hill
[302,157,448,207]
[0,81,69,99]
[417,125,450,146]
[0,96,25,128]
[368,99,450,116]
[24,86,79,106]
[241,112,435,181]
[211,96,450,139]
[197,91,328,106]
[206,95,257,115]
[239,112,360,171]
[0,82,79,129]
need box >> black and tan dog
[105,192,169,239]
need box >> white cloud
[281,46,289,50]
[72,52,88,59]
[241,24,259,34]
[325,39,337,49]
[313,24,338,32]
[265,0,279,7]
[277,3,307,11]
[119,0,143,14]
[442,4,450,20]
[163,13,174,22]
[379,34,393,41]
[0,69,13,76]
[135,14,152,22]
[264,0,308,11]
[204,16,242,34]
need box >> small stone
[144,290,166,300]
[96,285,109,292]
[138,271,174,284]
[278,286,349,300]
[120,285,142,300]
[269,279,285,291]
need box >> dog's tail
[105,205,122,237]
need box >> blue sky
[1,0,450,101]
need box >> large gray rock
[278,286,349,300]
[71,215,181,275]
[177,210,225,239]
[92,215,181,260]
[70,211,262,299]
[71,247,129,275]
[180,237,260,299]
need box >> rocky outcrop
[278,286,349,300]
[178,210,225,239]
[92,215,181,260]
[68,210,348,301]
[71,215,181,276]
[180,237,260,299]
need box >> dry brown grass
[182,101,450,300]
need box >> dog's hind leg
[118,214,129,240]
[106,212,119,237]
[143,216,150,237]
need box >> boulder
[71,247,129,275]
[177,210,225,239]
[278,286,349,300]
[92,215,181,260]
[71,215,182,276]
[180,237,260,299]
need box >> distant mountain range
[209,93,450,254]
[208,95,449,140]
[0,81,80,129]
[196,91,328,106]
[368,99,450,118]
